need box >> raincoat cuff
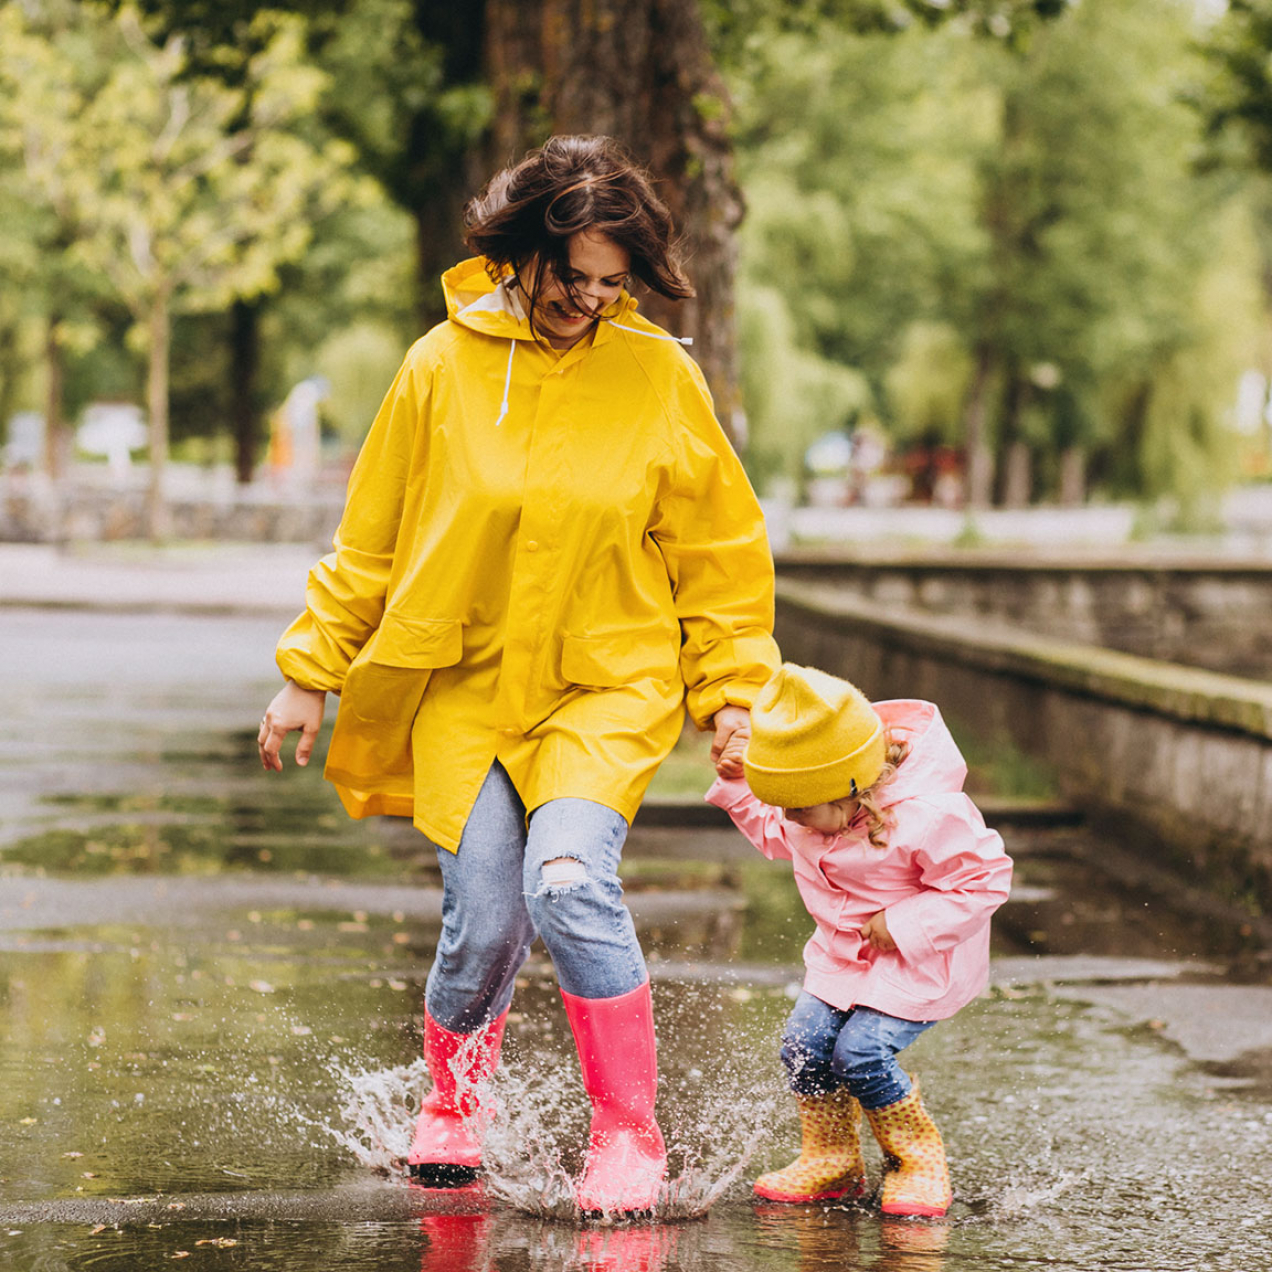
[705,775,749,810]
[690,686,760,732]
[275,650,345,695]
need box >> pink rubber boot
[561,980,667,1215]
[407,1010,507,1187]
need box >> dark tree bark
[42,314,67,481]
[962,342,996,509]
[411,1,491,329]
[230,299,261,485]
[483,0,745,442]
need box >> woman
[258,135,779,1214]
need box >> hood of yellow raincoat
[441,256,640,342]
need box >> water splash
[325,1057,427,1174]
[325,1036,782,1222]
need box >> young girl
[707,664,1012,1218]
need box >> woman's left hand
[710,705,751,778]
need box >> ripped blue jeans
[424,761,648,1033]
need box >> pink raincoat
[706,699,1012,1021]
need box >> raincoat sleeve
[705,776,795,862]
[882,797,1013,965]
[275,349,426,692]
[650,358,780,728]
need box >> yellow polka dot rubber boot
[863,1078,952,1217]
[753,1088,867,1203]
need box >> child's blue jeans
[424,761,648,1033]
[781,991,935,1110]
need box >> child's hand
[710,705,751,778]
[861,910,897,953]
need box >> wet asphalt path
[2,567,1271,1270]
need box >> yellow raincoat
[277,257,779,851]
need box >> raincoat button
[526,540,540,552]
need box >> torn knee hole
[538,856,589,894]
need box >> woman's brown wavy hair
[463,135,694,330]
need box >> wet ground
[3,606,1272,1271]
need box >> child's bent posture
[707,664,1013,1217]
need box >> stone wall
[1,473,343,545]
[777,551,1272,680]
[775,578,1272,914]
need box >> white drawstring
[606,320,693,346]
[495,339,516,426]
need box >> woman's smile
[525,228,630,348]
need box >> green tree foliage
[1200,0,1272,169]
[728,21,995,484]
[123,0,492,322]
[0,3,367,532]
[723,0,1262,510]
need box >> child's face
[783,796,860,835]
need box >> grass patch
[646,723,718,799]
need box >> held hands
[258,681,326,772]
[710,705,752,778]
[861,910,897,953]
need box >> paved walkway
[0,541,318,614]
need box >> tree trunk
[997,367,1030,508]
[415,186,474,330]
[1058,445,1086,506]
[146,292,172,540]
[43,315,67,481]
[962,342,995,509]
[0,315,21,456]
[411,2,491,331]
[1002,440,1031,508]
[483,0,745,443]
[231,299,261,485]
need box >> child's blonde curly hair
[856,734,910,850]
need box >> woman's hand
[710,705,752,779]
[861,910,897,953]
[258,681,326,772]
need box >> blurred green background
[3,0,1272,530]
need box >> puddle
[2,608,1272,1270]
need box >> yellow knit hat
[743,664,886,808]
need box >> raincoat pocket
[560,627,679,690]
[333,616,463,778]
[875,945,953,998]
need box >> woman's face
[523,229,631,349]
